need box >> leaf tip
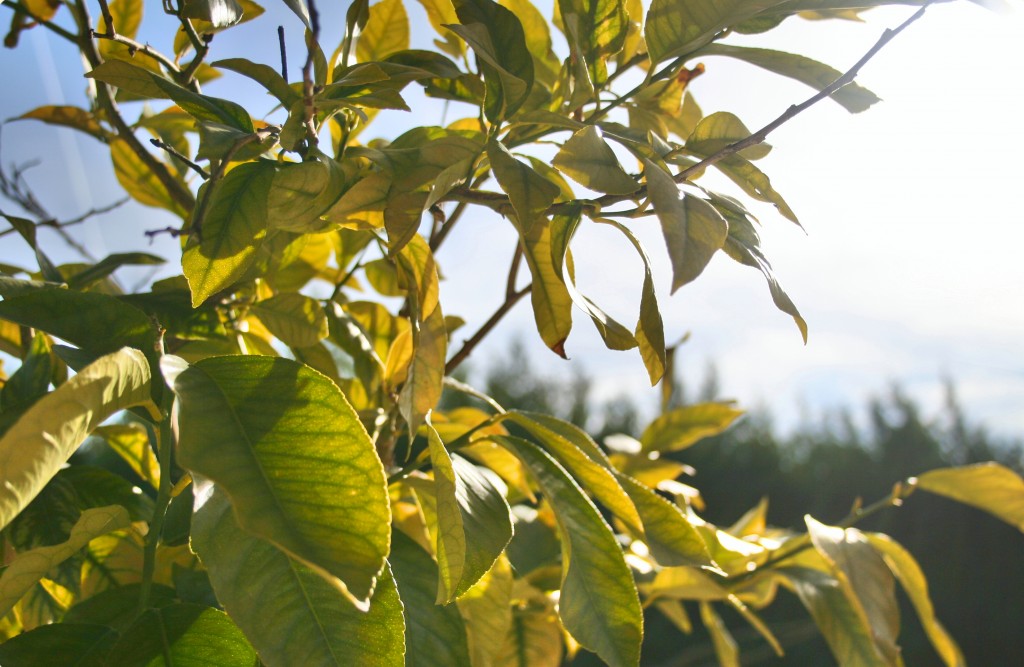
[552,338,569,359]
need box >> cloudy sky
[1,1,1022,435]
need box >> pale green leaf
[866,533,965,667]
[915,463,1024,532]
[487,140,560,236]
[0,349,154,530]
[558,0,629,72]
[183,160,276,306]
[398,305,447,434]
[266,154,347,233]
[426,420,513,603]
[390,528,472,667]
[643,565,728,602]
[0,505,129,617]
[497,436,643,667]
[394,234,440,320]
[213,57,299,106]
[251,292,330,348]
[553,126,639,195]
[357,0,410,62]
[522,220,573,358]
[110,602,256,666]
[700,602,740,667]
[697,43,880,113]
[685,111,771,161]
[168,355,390,605]
[615,473,711,567]
[191,484,405,666]
[493,592,563,667]
[806,516,901,665]
[645,0,787,65]
[457,554,514,667]
[640,402,744,453]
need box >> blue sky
[1,1,1022,436]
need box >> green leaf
[86,59,166,98]
[448,0,534,121]
[190,485,406,667]
[457,554,514,667]
[63,583,176,630]
[389,528,472,667]
[865,533,965,667]
[558,0,629,84]
[214,57,299,107]
[0,331,52,412]
[0,505,130,617]
[643,161,728,292]
[522,220,573,358]
[398,305,447,435]
[640,402,744,454]
[425,419,513,603]
[266,154,347,233]
[0,348,154,530]
[594,218,666,385]
[806,516,901,665]
[645,0,786,66]
[497,436,643,667]
[499,0,560,85]
[278,0,311,28]
[700,602,740,667]
[167,354,390,605]
[394,234,440,320]
[697,43,880,113]
[915,463,1024,532]
[92,424,160,489]
[615,474,710,567]
[251,293,329,348]
[180,0,244,28]
[549,209,637,351]
[0,623,118,667]
[59,465,154,522]
[65,252,165,290]
[357,0,410,62]
[685,111,770,161]
[182,160,276,306]
[553,126,639,195]
[487,140,560,236]
[110,602,256,666]
[718,200,808,342]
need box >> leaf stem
[138,392,175,615]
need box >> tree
[0,0,1021,665]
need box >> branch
[277,26,288,80]
[90,30,182,76]
[150,138,209,179]
[301,0,322,150]
[3,0,77,42]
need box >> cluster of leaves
[1,0,1023,665]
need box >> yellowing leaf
[399,306,447,434]
[700,602,740,667]
[640,402,743,454]
[17,105,111,141]
[92,424,160,489]
[487,140,560,237]
[916,463,1024,532]
[0,348,154,530]
[0,506,130,617]
[458,555,514,667]
[357,0,410,62]
[110,139,185,217]
[522,220,573,358]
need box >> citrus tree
[0,0,1022,664]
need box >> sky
[1,0,1022,437]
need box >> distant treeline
[448,342,1024,666]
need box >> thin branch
[90,29,182,76]
[505,244,523,300]
[673,2,933,186]
[150,138,209,179]
[3,0,78,42]
[0,198,129,240]
[277,26,288,80]
[300,0,322,150]
[95,0,115,37]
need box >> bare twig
[95,0,116,37]
[3,0,78,42]
[277,26,288,80]
[0,198,129,240]
[90,29,182,76]
[150,138,210,179]
[301,0,322,150]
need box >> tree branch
[3,0,78,42]
[150,138,209,179]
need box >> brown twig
[150,138,210,179]
[301,0,322,150]
[3,0,78,42]
[90,29,182,75]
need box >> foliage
[0,0,1022,665]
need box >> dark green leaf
[64,584,176,631]
[190,485,406,666]
[65,253,165,290]
[167,355,390,605]
[0,623,118,667]
[110,602,256,666]
[1,331,51,413]
[214,57,299,106]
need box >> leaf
[865,533,965,667]
[0,349,154,530]
[615,474,710,567]
[394,234,440,320]
[493,590,563,667]
[0,505,130,617]
[16,105,111,141]
[718,200,808,341]
[64,583,175,630]
[644,0,786,65]
[190,485,406,667]
[65,252,165,290]
[182,160,276,306]
[549,209,637,351]
[213,58,299,106]
[685,111,770,161]
[0,623,118,667]
[0,331,52,413]
[553,126,639,195]
[426,419,513,603]
[643,161,728,292]
[640,402,744,454]
[595,218,666,385]
[700,602,740,667]
[266,154,347,233]
[167,354,390,605]
[399,305,447,435]
[457,554,514,667]
[521,220,573,358]
[558,0,629,84]
[251,293,329,348]
[390,528,472,667]
[698,43,880,113]
[86,59,166,98]
[180,0,244,28]
[278,0,311,27]
[357,0,410,62]
[110,139,185,216]
[806,516,901,665]
[107,602,256,666]
[487,140,560,236]
[448,0,534,121]
[497,436,643,667]
[415,0,463,57]
[915,463,1024,532]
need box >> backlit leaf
[700,602,740,667]
[0,348,153,530]
[645,0,786,65]
[251,292,330,348]
[180,0,244,28]
[16,105,111,141]
[110,139,185,216]
[358,0,410,62]
[457,554,514,667]
[522,220,573,358]
[553,126,639,195]
[266,153,347,233]
[110,602,256,666]
[616,473,710,567]
[167,354,390,605]
[497,436,643,667]
[191,485,405,666]
[487,140,560,236]
[640,402,744,454]
[915,463,1024,532]
[399,305,447,434]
